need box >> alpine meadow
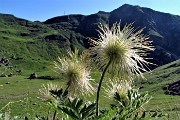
[0,4,180,120]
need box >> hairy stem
[96,60,111,116]
[53,110,57,120]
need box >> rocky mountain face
[109,4,180,67]
[0,4,180,69]
[44,4,180,68]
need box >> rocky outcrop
[28,73,37,80]
[164,80,180,95]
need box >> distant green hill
[0,13,85,72]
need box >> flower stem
[96,60,111,116]
[53,110,57,120]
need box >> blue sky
[0,0,180,21]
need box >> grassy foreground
[0,60,180,119]
[0,75,65,118]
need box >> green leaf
[76,99,83,110]
[71,98,78,109]
[60,107,79,119]
[82,103,96,119]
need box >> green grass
[135,59,180,119]
[0,60,180,119]
[0,75,66,118]
[0,14,85,74]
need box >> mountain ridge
[0,4,180,70]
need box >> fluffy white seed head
[54,49,95,97]
[90,23,154,80]
[105,79,132,99]
[39,83,60,102]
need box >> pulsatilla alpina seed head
[39,83,60,102]
[54,49,95,97]
[105,79,132,99]
[90,23,154,80]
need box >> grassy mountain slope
[135,60,180,119]
[0,13,85,73]
[136,59,180,94]
[1,4,180,72]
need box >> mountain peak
[97,11,109,14]
[112,4,150,14]
[120,4,135,8]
